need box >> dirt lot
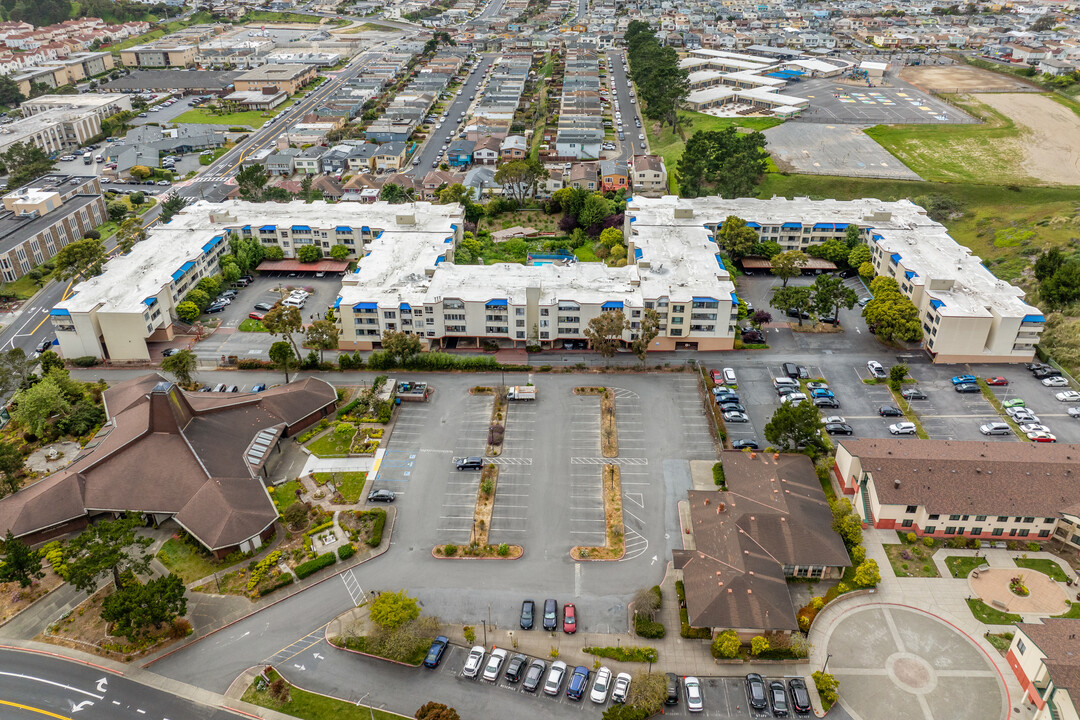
[901,64,1040,92]
[972,93,1080,185]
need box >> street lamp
[822,652,833,675]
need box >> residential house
[473,136,501,165]
[447,139,475,168]
[500,134,527,161]
[630,154,668,196]
[568,162,599,191]
[373,142,407,172]
[599,160,628,192]
[539,169,564,198]
[294,146,327,175]
[320,145,353,175]
[341,174,380,202]
[463,166,498,198]
[420,169,464,201]
[345,143,379,172]
[267,148,301,176]
[1008,619,1080,720]
[311,175,343,201]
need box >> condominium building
[0,174,106,283]
[0,94,131,155]
[119,42,198,68]
[233,64,317,95]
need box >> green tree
[493,158,548,203]
[1034,248,1065,283]
[296,245,322,263]
[771,285,813,326]
[115,217,146,254]
[196,275,221,296]
[305,319,339,362]
[1,142,54,188]
[128,165,151,180]
[577,193,614,230]
[675,126,767,198]
[889,363,908,384]
[52,237,105,281]
[813,671,839,710]
[12,377,69,436]
[845,223,862,248]
[176,301,201,322]
[235,163,268,201]
[128,191,144,207]
[263,304,304,359]
[0,531,43,588]
[1041,261,1080,308]
[624,671,667,714]
[329,244,350,261]
[858,261,875,280]
[598,227,624,248]
[630,308,660,364]
[269,340,297,383]
[159,194,189,223]
[369,588,421,630]
[750,635,770,656]
[264,245,285,260]
[65,514,153,594]
[863,282,922,342]
[807,238,850,265]
[847,244,872,268]
[716,216,758,259]
[770,250,808,287]
[551,187,590,218]
[584,310,626,359]
[0,348,35,396]
[185,288,210,311]
[711,629,740,658]
[100,573,187,641]
[0,441,23,496]
[763,399,825,453]
[854,558,881,587]
[161,349,197,387]
[811,274,857,325]
[106,201,129,223]
[0,74,25,107]
[381,330,423,366]
[831,498,863,548]
[380,182,408,203]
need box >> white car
[781,392,808,405]
[1006,405,1036,419]
[1056,390,1080,402]
[685,676,704,713]
[889,422,917,435]
[979,422,1011,436]
[1042,376,1069,387]
[1010,411,1040,424]
[544,660,567,695]
[590,666,612,704]
[611,672,631,704]
[823,416,847,425]
[867,360,887,379]
[482,648,507,681]
[723,411,749,423]
[1067,407,1080,418]
[1019,423,1051,434]
[462,646,485,678]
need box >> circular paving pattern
[969,568,1070,615]
[825,605,1006,720]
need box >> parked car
[543,598,558,630]
[954,383,980,394]
[823,416,846,425]
[590,666,612,703]
[684,676,704,713]
[985,376,1009,386]
[781,393,808,405]
[878,406,903,417]
[825,423,853,435]
[1019,423,1051,434]
[719,402,745,414]
[161,348,180,357]
[709,369,722,383]
[1068,407,1080,418]
[789,678,811,715]
[544,661,568,695]
[770,681,788,717]
[423,636,448,668]
[462,646,485,678]
[723,411,749,423]
[1002,398,1026,408]
[367,489,395,502]
[731,439,760,450]
[1042,376,1070,387]
[563,603,577,633]
[254,302,274,311]
[523,659,546,692]
[746,673,768,711]
[1057,391,1080,402]
[456,456,484,470]
[810,388,835,399]
[248,312,265,321]
[889,422,918,435]
[1034,368,1062,379]
[867,360,887,378]
[722,367,737,387]
[1028,431,1057,443]
[665,673,680,705]
[505,654,528,683]
[610,671,631,704]
[806,382,829,391]
[979,422,1011,436]
[901,388,927,400]
[520,600,534,630]
[207,303,226,314]
[482,648,507,681]
[814,397,841,409]
[567,666,590,700]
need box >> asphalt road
[0,648,234,719]
[406,55,495,178]
[605,50,646,161]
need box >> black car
[161,348,180,357]
[456,456,483,470]
[901,388,927,400]
[665,673,680,705]
[367,489,395,503]
[520,599,535,630]
[505,654,528,683]
[423,636,448,668]
[878,405,903,417]
[254,302,274,312]
[543,598,558,630]
[207,303,226,314]
[731,439,759,450]
[839,268,857,278]
[785,308,810,320]
[788,678,811,715]
[36,339,53,353]
[1026,362,1051,372]
[746,673,767,711]
[825,422,854,435]
[523,659,546,692]
[770,681,788,717]
[954,383,980,394]
[814,397,840,409]
[741,330,765,344]
[1035,368,1062,379]
[719,402,745,414]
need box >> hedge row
[634,613,666,639]
[294,552,335,579]
[676,580,711,639]
[365,509,386,547]
[258,574,295,596]
[583,645,659,663]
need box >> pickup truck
[507,386,536,401]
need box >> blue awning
[260,225,276,232]
[291,225,311,232]
[871,233,884,242]
[399,303,411,311]
[450,224,457,231]
[202,235,224,253]
[625,196,632,204]
[354,302,378,310]
[782,222,802,229]
[336,226,352,232]
[361,226,370,232]
[50,308,70,317]
[143,297,157,307]
[731,292,740,305]
[1023,314,1045,323]
[444,237,453,243]
[434,255,445,265]
[813,223,833,230]
[904,270,918,279]
[629,217,637,223]
[376,230,384,238]
[634,248,643,260]
[601,301,623,309]
[693,296,717,303]
[715,255,726,270]
[746,221,761,229]
[836,223,850,230]
[171,261,195,282]
[890,253,902,263]
[485,298,508,307]
[333,296,342,309]
[930,299,945,310]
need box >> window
[1045,518,1056,524]
[1018,529,1029,537]
[1017,638,1026,655]
[972,528,982,536]
[906,505,917,514]
[924,526,935,535]
[997,516,1008,522]
[901,519,913,528]
[928,514,940,521]
[1023,517,1035,524]
[945,527,956,535]
[1014,517,1023,523]
[993,528,1003,536]
[516,308,525,316]
[949,515,960,521]
[672,305,684,313]
[1009,529,1018,537]
[976,515,987,522]
[1039,530,1050,538]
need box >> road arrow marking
[96,678,108,693]
[72,701,94,712]
[651,555,658,565]
[313,652,324,659]
[294,664,306,671]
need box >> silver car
[544,660,568,696]
[462,646,485,678]
[979,422,1010,436]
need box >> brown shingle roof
[676,452,850,632]
[838,439,1080,516]
[1018,619,1080,701]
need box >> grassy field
[863,97,1029,184]
[945,555,985,579]
[885,541,940,578]
[243,11,347,24]
[270,480,302,514]
[1015,557,1070,583]
[173,100,295,128]
[242,670,405,720]
[307,430,353,458]
[239,318,269,332]
[645,111,782,195]
[966,598,1021,625]
[108,12,215,52]
[156,537,246,583]
[1055,602,1080,619]
[314,472,367,503]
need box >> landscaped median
[571,464,623,561]
[977,379,1030,440]
[434,464,523,559]
[573,386,617,457]
[583,645,658,663]
[887,385,931,439]
[242,668,407,720]
[471,385,507,455]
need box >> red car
[563,603,576,634]
[248,312,265,321]
[985,377,1009,386]
[709,369,722,383]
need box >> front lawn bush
[294,552,335,579]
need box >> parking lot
[972,364,1080,444]
[208,274,342,329]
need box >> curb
[0,579,67,631]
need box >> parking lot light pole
[482,619,487,647]
[822,652,833,675]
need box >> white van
[283,297,305,309]
[773,377,799,390]
[722,368,737,387]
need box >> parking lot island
[570,464,624,561]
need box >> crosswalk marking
[569,457,648,465]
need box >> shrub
[169,618,193,638]
[258,574,294,596]
[1028,542,1041,552]
[444,543,457,556]
[711,629,740,659]
[294,552,335,579]
[365,509,386,547]
[851,545,866,564]
[282,502,307,527]
[463,625,475,643]
[70,356,100,367]
[583,645,659,663]
[634,613,666,639]
[713,462,725,486]
[923,537,935,548]
[497,543,509,557]
[750,635,770,656]
[337,544,356,560]
[813,671,839,711]
[906,532,917,543]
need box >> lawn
[945,555,986,579]
[306,430,353,458]
[243,10,348,24]
[863,97,1028,184]
[313,472,368,503]
[242,669,405,720]
[239,318,269,332]
[106,11,215,52]
[1015,557,1070,583]
[156,537,246,583]
[885,541,940,578]
[984,632,1014,655]
[645,111,782,195]
[173,99,295,129]
[966,598,1022,625]
[270,480,302,514]
[1054,602,1080,619]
